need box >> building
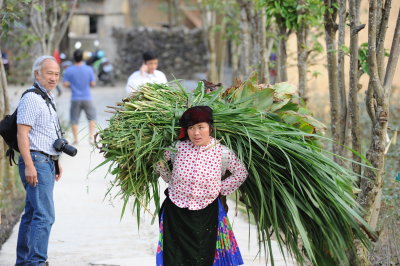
[66,0,201,61]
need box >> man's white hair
[31,55,58,81]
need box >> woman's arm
[156,150,172,183]
[220,150,248,195]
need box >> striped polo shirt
[17,82,62,155]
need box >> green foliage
[340,45,351,56]
[198,0,241,44]
[0,0,32,38]
[261,0,324,30]
[97,79,372,265]
[358,42,369,75]
[226,72,326,134]
[355,42,390,77]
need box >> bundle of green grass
[96,75,371,265]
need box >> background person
[125,51,167,94]
[155,106,248,266]
[16,55,63,266]
[63,49,97,144]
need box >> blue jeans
[16,152,55,266]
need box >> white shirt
[125,69,167,94]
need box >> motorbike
[87,50,115,86]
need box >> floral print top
[157,137,248,210]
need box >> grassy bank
[0,165,24,249]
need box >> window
[89,16,98,34]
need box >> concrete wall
[112,27,207,80]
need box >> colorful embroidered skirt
[156,198,244,266]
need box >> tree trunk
[0,48,14,197]
[207,11,218,83]
[167,0,180,28]
[349,0,362,175]
[0,2,5,210]
[237,0,268,82]
[257,10,268,83]
[231,40,240,84]
[216,15,227,83]
[264,37,274,85]
[296,0,308,102]
[323,0,341,157]
[337,0,349,160]
[239,2,251,79]
[276,17,288,82]
[128,0,140,27]
[198,0,229,83]
[376,0,391,79]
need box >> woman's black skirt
[157,197,219,266]
[156,196,244,266]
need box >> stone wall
[112,27,208,80]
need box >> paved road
[0,82,295,266]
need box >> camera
[53,138,77,157]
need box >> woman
[156,106,248,266]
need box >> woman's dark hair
[73,49,83,63]
[142,51,158,62]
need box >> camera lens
[62,144,77,156]
[53,138,78,157]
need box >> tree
[128,0,140,28]
[263,0,296,83]
[295,0,324,102]
[355,0,400,264]
[166,0,181,28]
[237,0,269,82]
[197,0,228,83]
[0,0,31,199]
[29,0,77,55]
[0,0,30,224]
[323,0,342,159]
[337,0,350,161]
[348,0,364,174]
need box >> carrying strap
[220,145,229,176]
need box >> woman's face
[187,122,211,146]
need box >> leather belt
[30,150,59,161]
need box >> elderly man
[16,55,63,266]
[125,51,167,94]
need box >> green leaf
[33,4,43,12]
[253,88,274,111]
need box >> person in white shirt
[125,51,167,94]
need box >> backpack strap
[6,148,16,166]
[23,83,57,111]
[24,84,63,139]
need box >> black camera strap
[32,83,64,139]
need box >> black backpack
[0,84,54,165]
